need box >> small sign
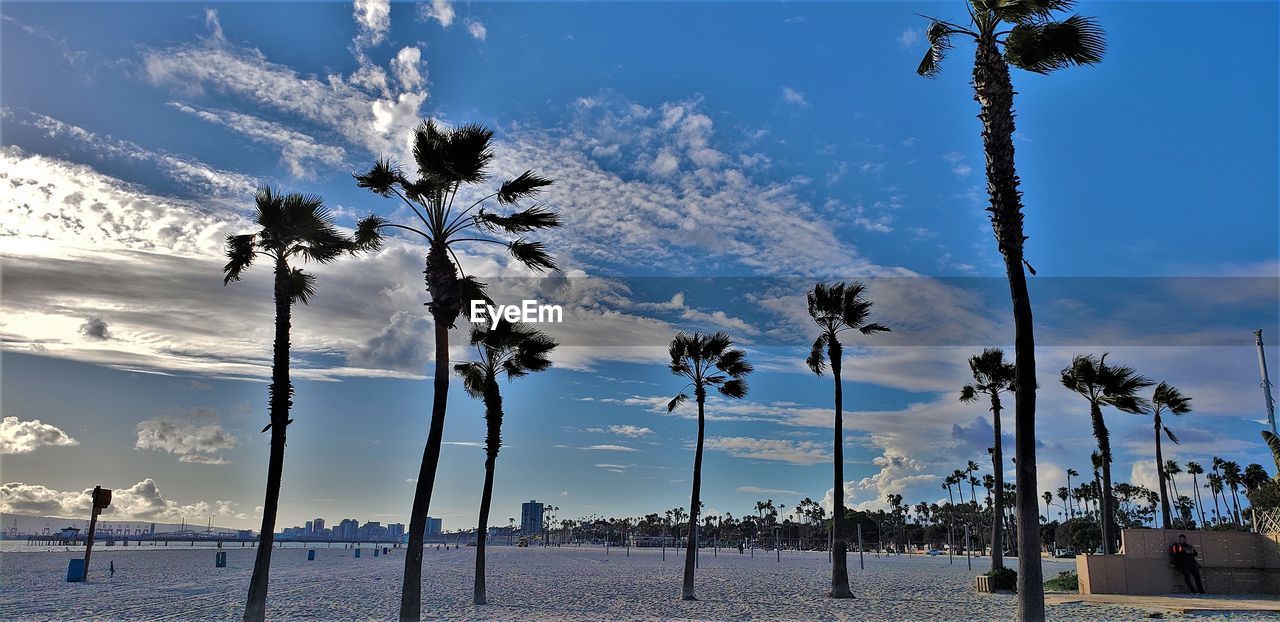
[215,551,227,568]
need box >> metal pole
[1256,330,1277,435]
[857,523,864,570]
[775,526,780,562]
[965,524,972,571]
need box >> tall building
[521,500,543,536]
[336,518,359,540]
[312,517,325,535]
[425,517,442,537]
[387,523,405,541]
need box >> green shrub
[1044,570,1079,592]
[985,567,1018,591]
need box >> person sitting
[1168,534,1205,594]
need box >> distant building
[305,520,313,534]
[312,517,325,535]
[425,517,443,537]
[336,518,359,540]
[521,500,543,536]
[387,523,405,541]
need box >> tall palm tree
[1041,490,1052,524]
[1207,472,1225,525]
[804,281,889,598]
[1090,451,1105,520]
[1222,461,1244,525]
[1185,461,1207,528]
[1065,469,1079,518]
[455,320,556,605]
[223,186,371,622]
[960,347,1014,570]
[1060,353,1151,554]
[353,120,560,621]
[1148,383,1191,528]
[915,4,1104,616]
[667,331,752,600]
[1165,461,1183,517]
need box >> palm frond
[994,0,1077,25]
[960,384,979,404]
[806,334,828,376]
[1005,14,1105,74]
[454,361,489,398]
[476,205,562,234]
[859,322,892,335]
[443,123,495,184]
[289,268,317,305]
[222,234,257,284]
[1163,426,1180,445]
[719,378,748,399]
[353,215,386,251]
[459,276,492,308]
[354,157,403,197]
[668,392,689,412]
[498,171,555,204]
[918,20,954,78]
[508,238,559,273]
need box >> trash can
[66,559,85,582]
[307,549,316,561]
[373,547,379,557]
[354,548,361,558]
[215,551,227,568]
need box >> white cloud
[466,18,487,41]
[703,436,830,465]
[897,28,921,49]
[584,444,639,452]
[353,0,391,48]
[166,103,347,178]
[419,0,456,27]
[737,485,802,495]
[0,479,244,521]
[0,416,79,454]
[390,46,426,91]
[135,408,238,464]
[781,86,809,107]
[606,425,653,438]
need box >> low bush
[1044,570,1079,592]
[985,567,1018,591]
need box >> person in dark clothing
[1169,534,1205,594]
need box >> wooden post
[857,523,864,570]
[82,486,112,581]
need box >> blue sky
[1,1,1277,531]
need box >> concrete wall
[1077,529,1280,595]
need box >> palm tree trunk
[1088,402,1117,554]
[400,244,462,622]
[244,258,292,622]
[829,342,853,598]
[989,391,1005,571]
[1230,486,1242,525]
[681,390,705,601]
[1155,416,1172,528]
[474,455,496,605]
[474,381,503,606]
[973,37,1043,620]
[1191,474,1205,528]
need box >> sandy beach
[4,544,1271,621]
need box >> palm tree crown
[804,282,890,374]
[918,0,1105,79]
[667,332,753,410]
[959,348,1015,404]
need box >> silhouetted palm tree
[915,3,1105,616]
[1065,469,1079,518]
[223,186,371,622]
[667,331,751,600]
[455,320,556,605]
[354,120,560,621]
[960,347,1014,570]
[1061,353,1151,554]
[1207,470,1225,525]
[1041,490,1052,524]
[1222,461,1243,525]
[805,281,889,597]
[1148,383,1191,528]
[1185,461,1206,527]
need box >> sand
[3,544,1272,620]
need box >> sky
[1,1,1277,533]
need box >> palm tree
[1165,460,1183,520]
[667,331,752,600]
[223,186,371,622]
[1065,469,1079,518]
[1041,490,1052,524]
[455,320,556,605]
[1222,461,1244,525]
[960,347,1014,570]
[1090,451,1105,519]
[1185,461,1206,528]
[915,4,1104,616]
[804,281,889,597]
[1148,382,1191,528]
[1207,472,1225,525]
[1060,353,1151,554]
[353,120,560,621]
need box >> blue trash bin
[373,548,379,557]
[215,551,227,568]
[354,548,361,558]
[66,559,85,582]
[307,549,316,561]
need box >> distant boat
[59,527,80,539]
